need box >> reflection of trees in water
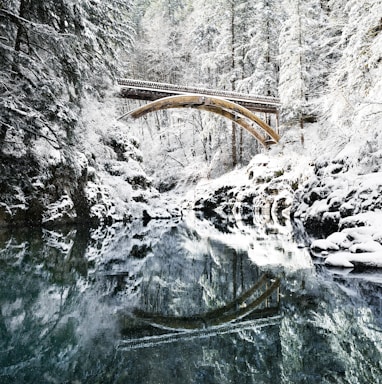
[1,220,382,383]
[136,223,267,317]
[0,227,91,381]
[279,274,382,383]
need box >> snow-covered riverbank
[181,130,382,272]
[2,113,382,274]
[1,87,382,274]
[294,150,382,270]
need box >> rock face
[0,151,87,228]
[191,155,296,225]
[0,130,157,228]
[291,144,382,269]
[292,156,382,238]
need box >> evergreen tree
[0,0,134,153]
[279,0,306,132]
[278,0,325,143]
[323,0,382,140]
[182,0,222,87]
[239,0,281,97]
[126,0,190,83]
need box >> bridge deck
[117,78,280,114]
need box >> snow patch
[325,252,382,269]
[42,195,76,226]
[310,239,339,252]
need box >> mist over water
[0,214,381,383]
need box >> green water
[0,216,381,383]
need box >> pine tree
[0,0,134,153]
[239,0,281,98]
[126,0,190,83]
[278,0,325,143]
[323,0,382,141]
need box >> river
[0,211,381,383]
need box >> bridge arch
[119,95,280,147]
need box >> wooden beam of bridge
[117,78,280,114]
[132,274,280,330]
[198,105,268,146]
[121,94,280,146]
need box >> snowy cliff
[292,133,382,269]
[0,95,161,228]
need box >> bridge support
[119,94,280,147]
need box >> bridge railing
[117,78,280,107]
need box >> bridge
[118,273,281,350]
[117,78,281,147]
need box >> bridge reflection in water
[1,217,381,383]
[114,222,282,349]
[119,272,280,350]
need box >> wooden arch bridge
[119,273,281,350]
[117,78,281,147]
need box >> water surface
[0,214,381,383]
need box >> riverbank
[183,130,382,272]
[2,104,382,274]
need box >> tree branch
[0,9,76,38]
[164,153,185,167]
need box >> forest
[0,0,381,235]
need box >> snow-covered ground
[171,118,382,272]
[3,90,381,274]
[76,79,382,274]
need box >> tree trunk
[12,0,28,74]
[230,0,237,167]
[297,0,305,146]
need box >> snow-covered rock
[349,241,382,254]
[325,252,355,268]
[293,147,382,269]
[190,154,296,225]
[0,116,161,228]
[325,252,382,269]
[310,239,339,252]
[42,195,77,226]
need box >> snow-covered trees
[0,0,136,226]
[279,0,312,130]
[1,0,381,227]
[0,0,134,154]
[278,0,382,150]
[126,0,281,171]
[238,0,280,97]
[127,0,191,83]
[324,0,382,136]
